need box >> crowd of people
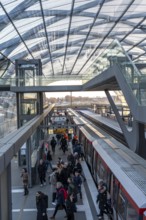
[21,131,113,220]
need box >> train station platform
[11,139,100,220]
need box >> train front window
[117,190,126,219]
[126,202,138,220]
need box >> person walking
[38,159,47,186]
[49,169,57,205]
[21,168,29,196]
[60,136,67,154]
[50,182,67,219]
[36,191,48,220]
[50,137,57,155]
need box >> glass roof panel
[1,0,24,12]
[42,0,72,10]
[1,1,146,77]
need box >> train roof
[70,109,146,209]
[93,139,146,209]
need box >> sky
[46,91,106,98]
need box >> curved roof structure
[0,0,146,77]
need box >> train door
[93,150,98,182]
[84,138,88,161]
[80,131,85,153]
[90,142,95,174]
[117,188,127,220]
[111,175,120,220]
[126,200,139,220]
[87,141,92,170]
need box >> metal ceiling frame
[0,0,146,77]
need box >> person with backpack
[50,182,67,219]
[36,191,48,220]
[96,180,108,219]
[50,136,57,155]
[74,159,86,182]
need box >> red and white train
[69,108,146,220]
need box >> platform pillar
[0,163,12,220]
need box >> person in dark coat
[36,191,48,220]
[96,180,107,219]
[38,159,46,186]
[73,170,82,199]
[60,136,67,154]
[50,137,57,155]
[66,194,76,220]
[73,159,86,182]
[46,150,53,171]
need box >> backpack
[43,194,48,208]
[59,188,68,200]
[70,183,78,195]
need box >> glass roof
[1,0,146,77]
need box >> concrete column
[0,163,12,220]
[26,138,32,188]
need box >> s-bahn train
[69,109,146,220]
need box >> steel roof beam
[39,0,54,75]
[61,0,75,75]
[76,0,135,75]
[69,0,106,75]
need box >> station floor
[11,141,100,220]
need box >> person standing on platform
[36,191,48,220]
[56,134,61,146]
[66,194,76,220]
[73,170,82,200]
[21,168,29,196]
[38,159,46,186]
[50,136,57,155]
[74,159,86,182]
[46,150,53,172]
[60,136,67,154]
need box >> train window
[99,161,107,182]
[126,202,138,220]
[117,189,126,219]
